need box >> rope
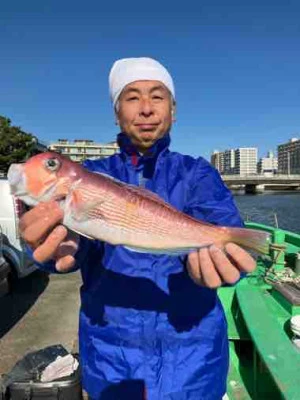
[269,243,286,265]
[264,267,300,285]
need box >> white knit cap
[109,57,175,106]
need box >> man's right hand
[19,201,79,272]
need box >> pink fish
[8,152,270,255]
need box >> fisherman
[20,57,256,400]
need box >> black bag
[1,345,82,400]
[6,373,83,400]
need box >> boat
[218,222,300,399]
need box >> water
[233,191,300,234]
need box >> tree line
[0,115,38,173]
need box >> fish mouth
[7,164,27,197]
[7,164,38,207]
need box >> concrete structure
[223,149,235,174]
[257,151,278,176]
[0,269,81,375]
[211,151,224,173]
[49,139,119,163]
[211,149,236,174]
[222,174,300,193]
[278,138,300,175]
[211,147,258,176]
[234,148,258,175]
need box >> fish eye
[44,157,61,171]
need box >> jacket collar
[117,132,170,165]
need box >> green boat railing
[220,222,300,400]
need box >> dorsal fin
[124,184,171,207]
[92,170,173,209]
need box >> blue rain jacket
[35,133,244,400]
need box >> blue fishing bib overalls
[36,133,243,399]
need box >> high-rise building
[223,149,235,174]
[277,138,300,174]
[211,150,224,173]
[49,139,119,163]
[257,151,278,175]
[234,148,258,175]
[211,147,258,175]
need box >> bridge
[221,174,300,193]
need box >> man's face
[116,80,175,153]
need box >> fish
[7,152,271,255]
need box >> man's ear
[114,110,120,125]
[114,100,120,125]
[171,104,176,122]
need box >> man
[20,57,255,399]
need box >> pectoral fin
[65,189,105,222]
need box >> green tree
[0,116,36,173]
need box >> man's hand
[186,243,256,288]
[19,201,79,272]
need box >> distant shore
[232,186,300,195]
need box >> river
[233,191,300,234]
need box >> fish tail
[227,227,271,255]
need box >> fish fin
[125,185,169,205]
[227,227,271,255]
[68,227,95,240]
[123,245,201,256]
[93,171,173,209]
[53,177,77,200]
[69,178,82,190]
[92,171,126,186]
[65,189,105,222]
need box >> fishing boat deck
[218,222,300,400]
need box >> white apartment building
[211,151,224,173]
[257,151,278,175]
[211,149,235,174]
[223,149,235,174]
[277,138,300,174]
[234,148,258,175]
[49,139,119,163]
[211,147,257,175]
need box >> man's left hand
[186,243,256,288]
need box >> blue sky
[1,0,299,160]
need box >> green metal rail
[236,284,300,400]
